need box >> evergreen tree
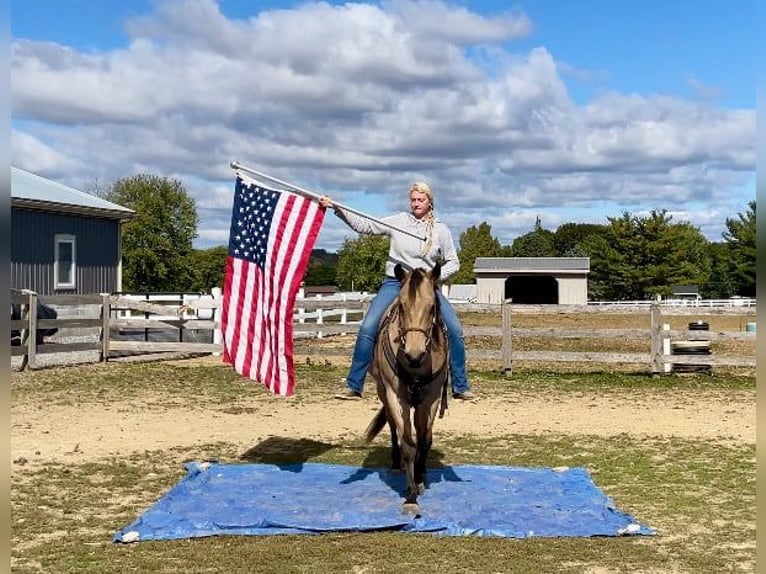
[722,200,756,297]
[585,210,711,300]
[509,216,556,257]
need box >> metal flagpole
[229,161,426,241]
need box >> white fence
[588,297,756,308]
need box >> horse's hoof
[417,483,425,495]
[401,503,420,516]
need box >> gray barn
[474,257,590,304]
[11,167,135,295]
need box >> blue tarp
[114,462,654,542]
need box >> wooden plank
[35,342,103,354]
[113,318,185,330]
[101,294,110,362]
[511,350,652,363]
[27,293,37,369]
[670,330,756,341]
[294,299,369,311]
[42,318,104,329]
[462,326,648,338]
[502,299,512,374]
[109,296,185,316]
[662,355,756,367]
[466,304,757,316]
[293,324,361,335]
[650,304,662,374]
[11,293,104,305]
[496,327,650,339]
[460,326,755,341]
[177,319,217,330]
[182,298,218,310]
[109,341,221,353]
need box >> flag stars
[227,179,281,269]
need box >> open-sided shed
[473,257,590,304]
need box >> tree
[722,200,756,297]
[703,242,737,299]
[108,174,199,292]
[553,222,610,256]
[509,216,556,257]
[183,246,228,292]
[335,235,390,291]
[453,222,504,284]
[304,249,339,286]
[585,210,711,300]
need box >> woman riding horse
[364,261,450,513]
[318,181,475,401]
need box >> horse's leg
[388,421,402,470]
[385,387,418,513]
[413,407,432,495]
[413,389,442,494]
[399,429,419,513]
[379,383,417,512]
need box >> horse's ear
[431,262,441,283]
[394,263,407,283]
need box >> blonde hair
[409,182,435,255]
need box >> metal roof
[11,167,135,219]
[474,257,590,272]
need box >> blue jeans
[345,276,470,394]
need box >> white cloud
[10,0,755,249]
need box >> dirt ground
[10,356,755,469]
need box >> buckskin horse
[364,262,449,515]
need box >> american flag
[221,176,325,396]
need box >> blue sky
[10,0,756,249]
[12,0,755,107]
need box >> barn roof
[11,167,135,219]
[474,257,590,273]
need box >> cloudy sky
[11,0,755,251]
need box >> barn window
[54,234,76,290]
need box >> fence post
[26,292,38,370]
[340,294,348,325]
[650,303,663,374]
[211,287,222,356]
[663,324,671,373]
[316,294,324,339]
[502,298,512,376]
[340,293,348,337]
[101,293,111,363]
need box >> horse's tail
[365,406,387,444]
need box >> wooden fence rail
[10,292,756,373]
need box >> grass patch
[11,361,755,573]
[11,361,755,408]
[11,435,754,573]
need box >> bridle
[396,302,437,351]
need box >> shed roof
[474,257,590,273]
[11,167,135,219]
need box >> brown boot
[452,390,477,401]
[334,388,362,400]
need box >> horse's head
[394,262,441,368]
